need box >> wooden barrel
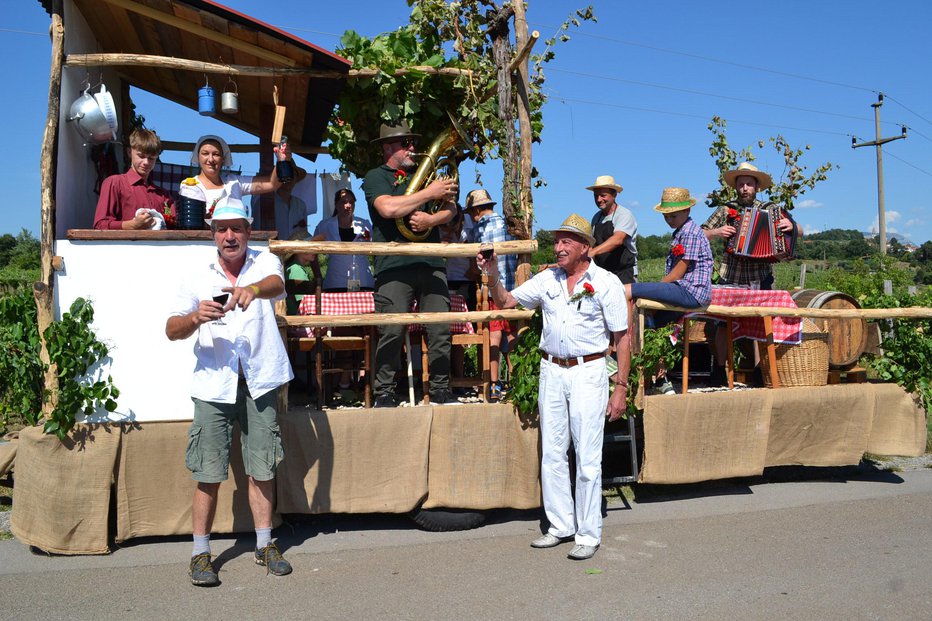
[791,289,868,369]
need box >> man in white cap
[586,175,639,284]
[166,196,294,587]
[363,120,460,407]
[702,162,803,383]
[478,213,630,561]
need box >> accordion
[729,204,796,262]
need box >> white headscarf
[191,134,233,167]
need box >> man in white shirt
[478,213,631,561]
[166,197,294,587]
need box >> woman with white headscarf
[179,134,291,217]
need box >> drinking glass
[211,287,230,325]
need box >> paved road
[2,468,931,620]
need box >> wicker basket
[757,319,829,387]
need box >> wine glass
[211,286,230,325]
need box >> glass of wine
[211,287,230,325]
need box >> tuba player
[363,120,461,407]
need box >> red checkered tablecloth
[689,287,802,344]
[298,291,474,337]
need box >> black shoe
[429,389,462,406]
[189,553,220,587]
[255,542,293,576]
[374,394,398,408]
[709,365,727,387]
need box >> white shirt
[179,174,256,215]
[313,215,376,290]
[169,247,293,403]
[511,260,628,358]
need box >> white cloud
[806,226,823,235]
[795,199,822,209]
[906,218,924,227]
[869,210,901,233]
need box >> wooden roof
[48,0,350,155]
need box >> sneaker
[255,542,293,576]
[429,389,462,406]
[488,382,502,403]
[374,394,398,408]
[530,533,574,549]
[567,543,599,560]
[189,552,219,587]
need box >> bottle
[275,135,294,184]
[347,261,360,292]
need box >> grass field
[635,257,843,292]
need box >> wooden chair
[419,275,492,403]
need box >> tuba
[395,114,473,242]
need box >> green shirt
[363,164,445,274]
[285,260,309,316]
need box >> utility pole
[852,93,907,255]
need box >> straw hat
[464,188,496,211]
[191,134,233,167]
[370,120,421,144]
[585,175,623,193]
[723,161,773,190]
[551,213,596,246]
[653,187,697,213]
[205,196,252,226]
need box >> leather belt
[540,350,607,368]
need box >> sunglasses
[390,138,417,149]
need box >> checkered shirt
[471,212,517,291]
[667,217,713,306]
[702,199,774,285]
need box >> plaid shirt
[668,217,713,306]
[471,212,517,291]
[702,199,774,285]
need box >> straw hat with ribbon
[585,175,623,193]
[551,213,596,245]
[723,161,773,190]
[653,187,697,214]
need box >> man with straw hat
[363,120,460,407]
[702,162,802,384]
[586,175,639,284]
[166,196,294,586]
[478,214,630,562]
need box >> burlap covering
[0,432,16,477]
[640,383,927,484]
[11,424,119,555]
[866,383,929,456]
[422,404,541,510]
[115,422,257,543]
[276,408,431,514]
[640,390,773,484]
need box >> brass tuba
[395,114,473,242]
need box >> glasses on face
[391,138,417,149]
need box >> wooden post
[35,0,65,418]
[799,263,807,289]
[883,280,893,296]
[512,1,535,243]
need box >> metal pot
[67,85,117,144]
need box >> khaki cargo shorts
[186,382,283,483]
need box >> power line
[548,95,854,138]
[885,94,932,128]
[530,22,879,94]
[548,67,892,126]
[885,151,932,178]
[0,28,45,36]
[904,126,932,145]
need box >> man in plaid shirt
[702,162,802,384]
[465,189,517,401]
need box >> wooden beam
[636,299,932,320]
[65,53,474,80]
[509,30,539,73]
[280,309,535,329]
[159,140,327,156]
[97,0,298,67]
[269,239,538,258]
[36,0,65,418]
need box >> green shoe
[189,553,219,587]
[255,542,293,576]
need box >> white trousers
[538,357,608,546]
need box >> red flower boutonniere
[161,200,176,229]
[727,208,738,219]
[671,243,685,257]
[205,197,221,219]
[361,229,371,241]
[569,282,596,310]
[393,169,408,187]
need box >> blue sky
[3,1,931,244]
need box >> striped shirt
[511,260,627,358]
[668,217,713,306]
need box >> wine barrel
[790,289,868,369]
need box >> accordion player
[727,202,797,262]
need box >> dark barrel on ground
[791,289,868,369]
